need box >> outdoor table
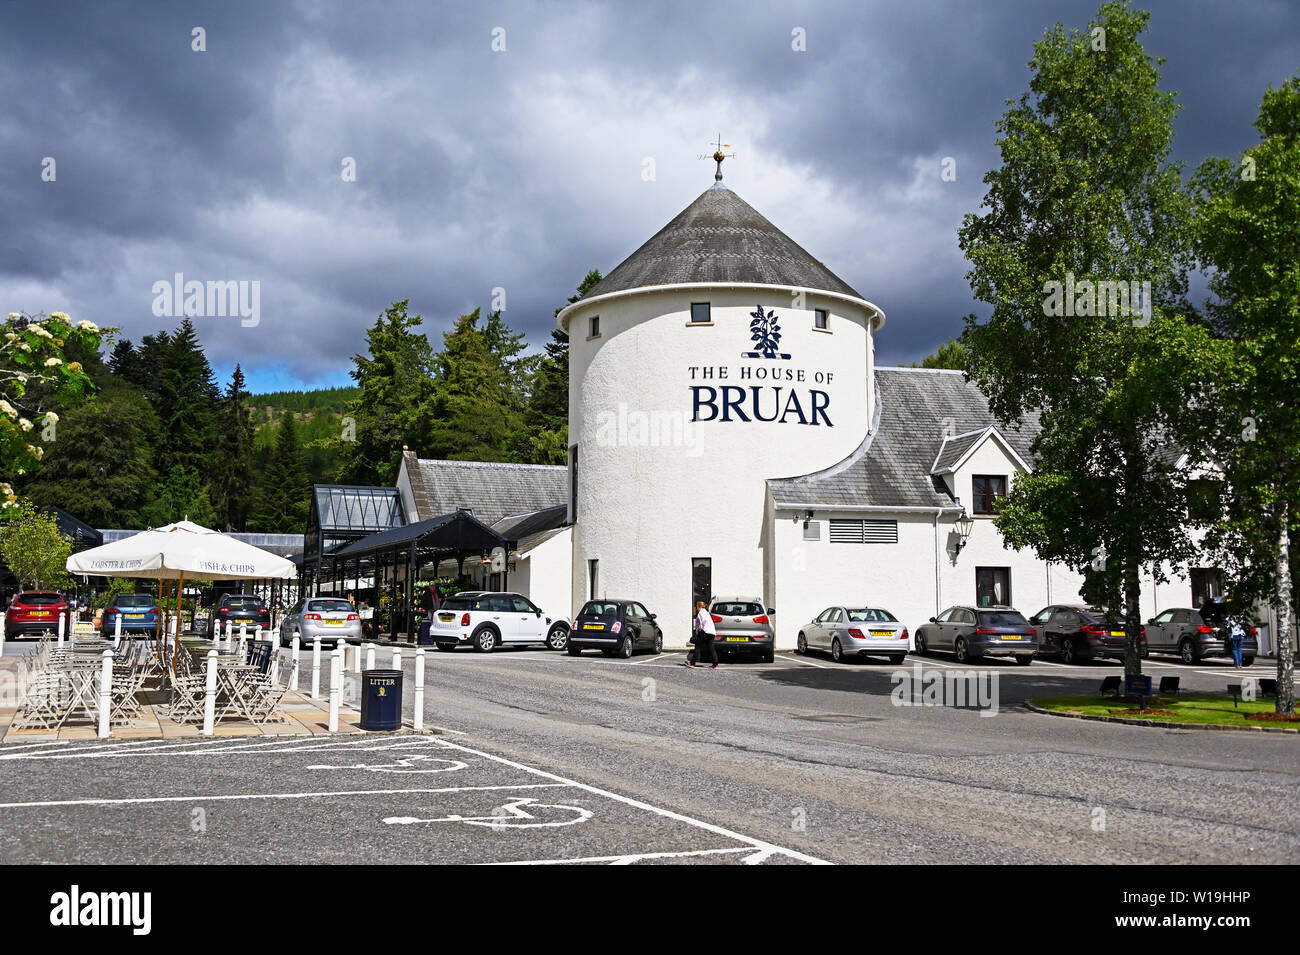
[214,663,262,722]
[50,657,106,728]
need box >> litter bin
[360,669,403,731]
[417,620,432,646]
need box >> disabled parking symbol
[383,797,593,829]
[306,754,469,774]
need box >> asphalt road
[1,645,1296,865]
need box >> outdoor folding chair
[9,668,65,730]
[108,652,151,723]
[241,663,292,724]
[162,667,207,724]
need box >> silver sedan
[797,606,910,663]
[279,597,362,647]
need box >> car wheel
[1179,638,1196,664]
[546,625,569,651]
[1015,655,1033,666]
[954,637,970,663]
[762,649,775,663]
[915,632,929,657]
[652,631,663,654]
[567,645,582,656]
[797,632,808,655]
[1242,655,1255,667]
[831,638,843,662]
[1060,639,1077,665]
[889,654,905,665]
[618,634,634,659]
[435,642,456,652]
[473,626,499,653]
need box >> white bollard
[98,649,113,739]
[0,616,6,659]
[255,625,263,643]
[392,648,402,671]
[226,619,233,640]
[202,650,217,736]
[311,638,322,699]
[352,641,361,674]
[114,612,122,642]
[365,643,375,672]
[58,612,66,644]
[328,645,342,732]
[414,648,425,733]
[56,614,65,648]
[225,631,233,653]
[290,634,300,691]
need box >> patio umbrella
[67,520,296,668]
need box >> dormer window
[972,475,1007,515]
[690,302,711,324]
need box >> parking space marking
[384,796,593,828]
[0,782,571,810]
[494,846,756,865]
[0,734,442,761]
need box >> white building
[366,171,1247,651]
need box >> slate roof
[768,368,1041,509]
[930,430,985,474]
[491,505,569,545]
[404,452,567,527]
[580,183,866,302]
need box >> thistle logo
[744,304,791,359]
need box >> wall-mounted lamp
[954,508,975,554]
[804,510,814,522]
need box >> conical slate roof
[582,182,865,301]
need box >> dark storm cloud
[0,0,1294,387]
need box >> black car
[1027,604,1146,664]
[208,594,272,636]
[567,599,663,658]
[913,605,1037,664]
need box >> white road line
[491,846,754,865]
[781,655,829,669]
[0,782,570,810]
[427,736,828,865]
[0,734,448,761]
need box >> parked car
[708,596,776,663]
[1146,604,1258,665]
[430,591,570,652]
[100,593,160,636]
[4,591,69,639]
[208,594,272,637]
[1198,597,1259,667]
[797,606,908,664]
[913,605,1037,664]
[567,599,662,658]
[278,597,361,647]
[1027,604,1146,664]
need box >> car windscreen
[116,595,155,608]
[440,597,471,611]
[579,602,622,618]
[18,593,62,605]
[1082,609,1125,626]
[307,600,352,613]
[224,597,263,610]
[977,611,1028,627]
[712,602,763,616]
[847,608,897,623]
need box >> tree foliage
[0,499,72,589]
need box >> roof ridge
[419,458,566,471]
[876,366,966,375]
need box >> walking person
[690,600,718,669]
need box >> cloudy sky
[2,0,1295,393]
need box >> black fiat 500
[567,599,663,658]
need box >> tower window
[814,309,829,330]
[588,315,600,339]
[690,303,711,324]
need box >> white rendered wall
[524,528,573,619]
[566,286,879,646]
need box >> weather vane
[698,134,735,181]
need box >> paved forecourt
[0,731,824,865]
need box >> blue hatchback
[101,593,159,636]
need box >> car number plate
[32,611,49,616]
[583,624,604,630]
[323,620,344,625]
[869,629,892,636]
[126,614,144,619]
[1110,631,1125,637]
[1001,634,1022,640]
[438,613,454,622]
[725,636,746,642]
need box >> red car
[5,591,70,639]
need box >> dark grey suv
[913,605,1037,665]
